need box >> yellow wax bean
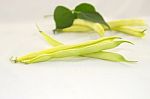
[85,51,136,62]
[57,19,146,37]
[16,36,120,61]
[17,40,132,64]
[73,19,105,36]
[36,24,63,46]
[108,19,145,28]
[60,25,92,32]
[112,26,145,37]
[38,30,134,62]
[40,31,135,62]
[62,19,146,31]
[60,24,146,37]
[40,31,62,46]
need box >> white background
[0,0,150,99]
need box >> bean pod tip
[10,56,18,63]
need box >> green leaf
[54,3,110,30]
[77,12,110,29]
[54,6,75,29]
[74,3,110,29]
[75,3,96,13]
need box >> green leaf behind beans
[75,3,96,12]
[54,6,75,29]
[74,3,110,29]
[54,3,110,30]
[76,12,110,29]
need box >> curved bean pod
[36,24,63,46]
[73,19,105,36]
[85,51,136,62]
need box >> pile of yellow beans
[11,19,146,64]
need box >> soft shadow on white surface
[0,0,150,99]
